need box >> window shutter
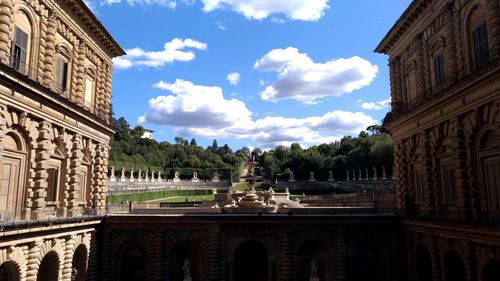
[12,27,29,74]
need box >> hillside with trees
[109,117,393,181]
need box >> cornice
[375,0,432,54]
[50,0,125,58]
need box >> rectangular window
[414,170,426,202]
[57,58,69,91]
[442,165,457,202]
[407,72,417,102]
[11,27,28,74]
[472,23,490,70]
[46,168,59,202]
[84,76,95,108]
[79,171,87,202]
[434,54,445,86]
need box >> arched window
[415,244,433,281]
[0,261,20,281]
[468,5,490,70]
[170,241,204,281]
[443,251,466,281]
[10,11,33,75]
[476,129,500,218]
[55,45,71,92]
[297,240,331,281]
[0,130,28,220]
[37,252,60,281]
[71,245,88,281]
[119,244,147,281]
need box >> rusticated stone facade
[100,215,402,281]
[377,0,500,281]
[0,0,124,280]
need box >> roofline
[72,0,126,57]
[374,0,430,54]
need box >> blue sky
[84,0,412,149]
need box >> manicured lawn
[159,194,215,203]
[107,190,213,203]
[233,182,271,191]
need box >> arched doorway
[71,245,87,281]
[0,261,20,281]
[483,260,500,281]
[415,244,433,281]
[351,242,382,281]
[170,241,204,281]
[0,131,28,220]
[297,240,330,281]
[233,240,268,281]
[37,252,59,281]
[119,244,147,281]
[443,251,466,281]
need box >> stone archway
[37,252,59,281]
[351,242,382,281]
[233,240,269,281]
[71,245,88,281]
[296,240,330,281]
[0,261,20,281]
[443,251,466,281]
[169,241,204,281]
[119,244,147,281]
[483,260,500,281]
[415,244,433,281]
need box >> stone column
[104,64,112,123]
[31,121,52,220]
[415,34,425,99]
[450,117,472,220]
[445,3,458,84]
[25,240,43,281]
[42,12,57,87]
[276,231,291,281]
[94,144,109,214]
[420,132,436,215]
[334,232,347,281]
[96,61,106,119]
[72,43,86,105]
[67,134,83,217]
[120,167,126,182]
[487,0,500,58]
[62,235,76,281]
[0,0,13,64]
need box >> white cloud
[226,72,241,85]
[112,38,207,69]
[101,0,176,8]
[254,47,378,104]
[200,0,329,21]
[139,79,376,148]
[216,22,227,31]
[359,98,391,110]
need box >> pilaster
[334,231,347,281]
[72,43,86,105]
[0,0,13,64]
[42,11,57,87]
[445,3,458,84]
[415,34,426,99]
[67,134,83,217]
[486,0,500,58]
[31,121,52,220]
[62,235,76,281]
[25,240,43,281]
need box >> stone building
[0,0,124,280]
[376,0,500,280]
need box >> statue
[346,169,350,181]
[145,170,149,181]
[212,172,220,182]
[352,169,356,181]
[212,187,218,194]
[138,169,142,182]
[130,167,135,182]
[191,171,199,182]
[288,170,295,182]
[173,171,181,182]
[373,167,378,181]
[120,167,126,182]
[183,259,192,281]
[309,171,316,182]
[365,168,369,180]
[358,168,362,181]
[382,166,387,180]
[110,166,116,182]
[71,267,78,281]
[328,170,334,181]
[310,258,319,281]
[158,170,162,182]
